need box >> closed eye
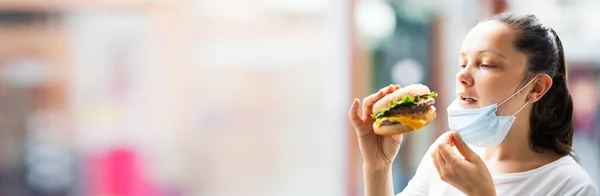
[481,64,496,69]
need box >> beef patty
[380,98,435,125]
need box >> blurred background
[0,0,598,195]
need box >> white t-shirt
[397,144,597,196]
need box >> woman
[349,13,597,196]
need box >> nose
[456,65,474,87]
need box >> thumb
[390,133,403,147]
[452,131,480,162]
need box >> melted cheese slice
[375,115,428,130]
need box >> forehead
[460,20,518,57]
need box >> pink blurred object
[571,76,599,135]
[86,148,158,196]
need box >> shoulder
[538,156,597,195]
[550,156,593,182]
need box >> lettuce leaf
[371,92,438,119]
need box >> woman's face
[457,20,530,115]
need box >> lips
[458,93,478,108]
[460,96,477,101]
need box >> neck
[479,112,562,173]
[481,107,540,161]
[481,123,533,162]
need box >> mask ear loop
[498,77,537,107]
[512,97,531,116]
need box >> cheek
[473,73,508,105]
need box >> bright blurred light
[354,0,396,44]
[391,58,424,86]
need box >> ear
[528,74,552,103]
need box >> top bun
[372,84,432,114]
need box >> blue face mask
[447,78,536,147]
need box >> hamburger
[371,84,438,135]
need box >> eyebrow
[460,50,508,60]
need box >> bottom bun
[373,123,415,135]
[372,106,436,136]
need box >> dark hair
[486,13,574,156]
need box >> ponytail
[529,29,574,156]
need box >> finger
[452,131,480,162]
[431,150,446,180]
[361,94,379,120]
[434,131,454,145]
[438,143,461,165]
[349,98,363,127]
[384,84,395,93]
[378,84,395,99]
[362,85,394,120]
[440,130,454,145]
[390,133,403,147]
[431,150,443,175]
[436,149,446,165]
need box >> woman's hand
[431,131,496,196]
[349,84,402,170]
